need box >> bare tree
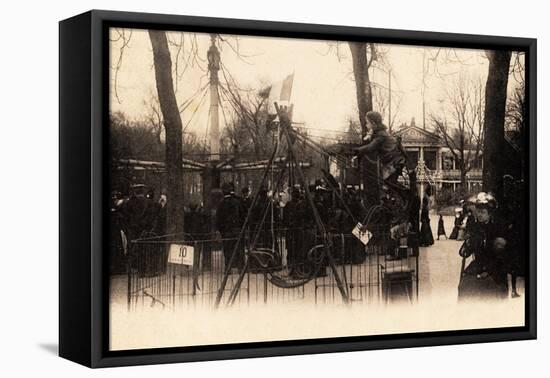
[506,82,526,135]
[373,84,403,131]
[110,29,132,104]
[143,93,164,144]
[482,50,512,200]
[506,53,526,138]
[431,74,484,190]
[347,42,380,208]
[219,81,274,160]
[148,30,186,234]
[348,42,375,136]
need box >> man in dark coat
[121,185,159,275]
[122,185,154,241]
[250,187,273,249]
[284,186,306,276]
[216,182,244,271]
[109,191,127,274]
[499,176,525,298]
[240,187,252,216]
[148,194,168,275]
[151,194,167,236]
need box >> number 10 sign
[168,244,194,266]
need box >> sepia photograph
[107,26,529,351]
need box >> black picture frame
[59,9,537,368]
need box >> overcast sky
[110,29,522,141]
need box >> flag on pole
[279,72,294,101]
[267,72,295,115]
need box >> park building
[393,120,483,194]
[329,117,522,196]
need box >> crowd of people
[215,180,367,277]
[109,110,525,301]
[109,174,449,276]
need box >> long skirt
[458,274,508,301]
[449,226,459,239]
[437,219,446,237]
[221,231,244,271]
[419,220,434,246]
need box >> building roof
[393,125,442,147]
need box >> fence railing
[113,228,419,310]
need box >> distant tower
[410,117,416,128]
[207,34,221,160]
[202,34,222,219]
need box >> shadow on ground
[38,343,58,355]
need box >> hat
[466,195,477,205]
[221,182,234,194]
[474,192,497,209]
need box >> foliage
[434,187,474,212]
[430,73,484,185]
[109,111,204,162]
[505,80,526,151]
[110,111,165,162]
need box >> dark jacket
[356,128,400,164]
[151,203,167,236]
[460,220,508,285]
[216,194,243,234]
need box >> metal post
[127,243,132,311]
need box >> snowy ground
[109,215,525,351]
[418,215,525,299]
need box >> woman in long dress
[449,208,463,239]
[458,192,509,301]
[419,191,434,246]
[437,214,447,240]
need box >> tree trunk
[349,42,377,210]
[482,50,512,201]
[348,42,373,137]
[148,30,185,234]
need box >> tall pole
[208,34,221,161]
[203,34,222,249]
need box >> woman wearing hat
[458,192,510,300]
[449,207,464,240]
[419,185,434,247]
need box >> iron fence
[115,229,419,310]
